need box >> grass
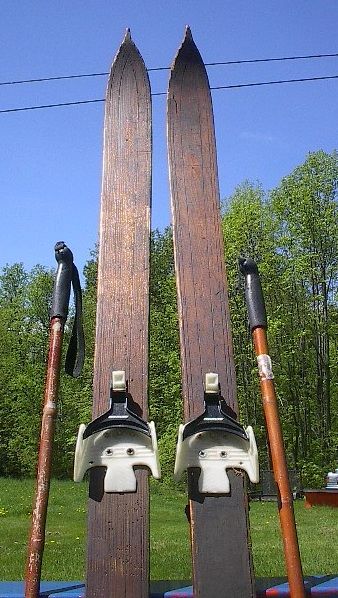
[0,479,86,580]
[0,478,337,581]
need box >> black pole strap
[51,241,85,378]
[65,263,85,378]
[239,257,267,331]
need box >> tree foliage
[149,229,181,479]
[0,151,337,487]
[271,150,338,471]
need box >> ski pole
[25,242,84,598]
[239,257,305,598]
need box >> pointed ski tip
[184,25,193,40]
[123,28,132,43]
[169,25,195,71]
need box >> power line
[0,73,337,114]
[205,52,338,67]
[212,73,338,91]
[0,72,109,87]
[0,51,337,88]
[0,99,105,114]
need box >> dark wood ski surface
[86,30,151,598]
[167,28,255,598]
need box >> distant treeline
[0,150,337,488]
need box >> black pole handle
[239,257,267,331]
[50,241,85,377]
[51,241,74,320]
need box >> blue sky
[1,1,338,275]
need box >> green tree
[222,182,276,468]
[271,150,338,468]
[149,228,181,480]
[0,264,52,475]
[1,151,337,488]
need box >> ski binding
[74,370,160,493]
[174,373,259,493]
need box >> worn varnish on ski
[86,30,152,598]
[167,28,255,597]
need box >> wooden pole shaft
[25,317,64,598]
[252,327,305,598]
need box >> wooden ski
[84,30,152,598]
[167,28,256,597]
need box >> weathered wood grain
[86,30,151,598]
[168,27,255,598]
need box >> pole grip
[239,257,267,331]
[50,242,74,320]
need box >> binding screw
[127,448,135,455]
[106,449,113,455]
[220,451,227,458]
[199,450,206,458]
